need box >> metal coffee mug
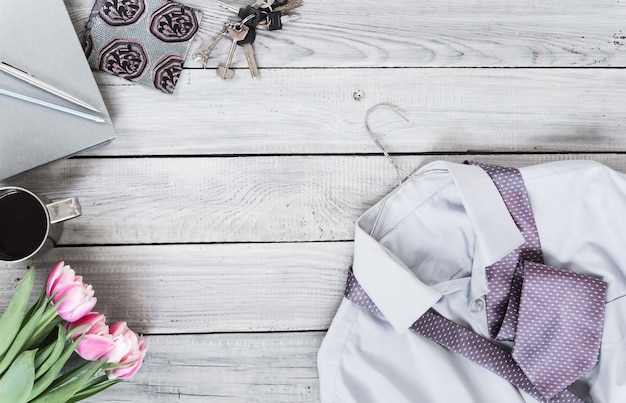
[0,186,82,262]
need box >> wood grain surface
[1,0,625,400]
[87,69,626,156]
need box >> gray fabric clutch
[83,0,203,94]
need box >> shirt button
[472,299,485,311]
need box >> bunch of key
[193,0,303,79]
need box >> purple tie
[344,162,607,402]
[512,261,606,398]
[469,161,607,399]
[345,271,585,403]
[467,162,544,341]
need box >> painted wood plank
[0,244,351,333]
[83,332,323,402]
[64,0,626,68]
[3,155,626,334]
[82,68,626,156]
[4,154,626,246]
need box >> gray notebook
[0,0,116,181]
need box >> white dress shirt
[318,160,626,403]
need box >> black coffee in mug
[0,187,81,262]
[0,190,48,261]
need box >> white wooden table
[2,0,626,401]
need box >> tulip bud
[46,262,97,323]
[66,312,107,339]
[65,312,116,361]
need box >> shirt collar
[352,161,524,333]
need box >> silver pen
[0,61,101,113]
[0,88,105,123]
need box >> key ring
[236,14,256,30]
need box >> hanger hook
[364,103,411,184]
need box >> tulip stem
[67,376,122,403]
[25,306,61,350]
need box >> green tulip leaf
[0,294,46,376]
[34,341,56,370]
[0,349,36,403]
[0,268,35,359]
[22,286,47,326]
[29,361,105,403]
[28,339,78,401]
[35,325,66,379]
[66,376,121,403]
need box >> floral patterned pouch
[83,0,202,94]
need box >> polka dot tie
[470,161,607,400]
[468,162,545,342]
[511,261,606,399]
[344,162,607,403]
[345,271,585,403]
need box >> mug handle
[46,197,82,224]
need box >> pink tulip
[66,312,107,339]
[46,262,97,323]
[104,322,148,380]
[65,312,117,361]
[76,333,116,361]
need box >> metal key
[237,26,259,78]
[218,0,271,17]
[270,0,290,7]
[217,0,239,13]
[273,0,303,13]
[241,44,259,79]
[218,0,282,12]
[217,24,249,79]
[252,0,275,8]
[192,24,228,68]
